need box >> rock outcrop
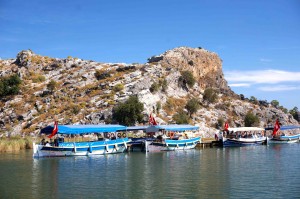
[0,47,298,137]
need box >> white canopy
[227,127,265,132]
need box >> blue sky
[1,0,299,110]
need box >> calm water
[1,144,300,199]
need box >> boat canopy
[126,126,148,131]
[227,127,265,132]
[265,125,300,131]
[146,124,199,132]
[41,124,126,135]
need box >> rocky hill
[0,47,298,137]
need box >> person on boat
[40,138,46,145]
[54,138,59,146]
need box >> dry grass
[0,136,33,152]
[163,97,187,115]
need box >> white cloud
[225,69,300,84]
[260,58,272,62]
[229,83,251,87]
[258,85,300,92]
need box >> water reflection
[2,145,300,199]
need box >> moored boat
[265,121,300,144]
[144,125,201,152]
[33,124,130,157]
[215,127,266,147]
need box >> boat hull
[145,137,201,152]
[33,138,130,157]
[222,137,266,147]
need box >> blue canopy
[41,124,126,135]
[265,125,300,131]
[146,124,199,132]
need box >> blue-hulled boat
[265,125,300,144]
[144,125,201,152]
[33,124,130,157]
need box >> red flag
[149,114,158,125]
[272,119,280,136]
[224,122,229,131]
[48,121,58,138]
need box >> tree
[180,71,195,88]
[0,74,22,97]
[112,95,144,126]
[173,109,190,124]
[244,111,259,127]
[185,98,200,117]
[215,117,224,129]
[271,100,279,108]
[47,80,57,93]
[250,96,258,104]
[289,107,299,121]
[156,101,161,113]
[203,88,218,103]
[159,78,168,92]
[150,82,159,93]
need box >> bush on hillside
[150,82,160,93]
[185,98,200,117]
[244,111,259,127]
[112,95,144,126]
[0,74,22,97]
[113,84,124,92]
[180,71,195,88]
[47,80,58,93]
[203,88,218,103]
[172,109,190,124]
[289,107,299,121]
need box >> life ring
[122,133,127,138]
[170,132,174,139]
[117,133,122,137]
[106,133,110,138]
[110,133,115,138]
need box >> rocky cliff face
[0,47,298,137]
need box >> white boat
[33,124,130,157]
[215,127,266,147]
[144,125,201,152]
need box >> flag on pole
[272,119,280,136]
[224,122,229,131]
[48,121,58,138]
[149,114,158,126]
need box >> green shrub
[156,101,161,113]
[173,109,190,124]
[112,95,144,126]
[180,71,195,88]
[95,70,111,80]
[47,80,57,92]
[244,111,259,127]
[150,82,160,93]
[203,88,218,103]
[185,98,200,117]
[289,107,299,121]
[159,78,168,92]
[113,84,124,92]
[215,117,224,129]
[32,75,46,83]
[271,100,279,108]
[0,74,22,97]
